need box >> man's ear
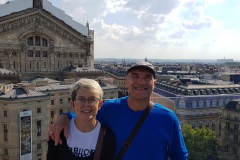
[153,79,156,86]
[98,100,103,110]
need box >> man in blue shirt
[49,61,188,160]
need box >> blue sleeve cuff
[61,112,76,120]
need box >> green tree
[182,124,219,160]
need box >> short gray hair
[70,78,103,100]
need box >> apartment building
[219,99,240,160]
[154,77,240,136]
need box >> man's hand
[47,115,70,146]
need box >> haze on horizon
[1,0,239,60]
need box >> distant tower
[144,57,148,62]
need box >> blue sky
[1,0,240,60]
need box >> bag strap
[116,102,153,160]
[93,125,105,160]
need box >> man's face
[126,67,156,100]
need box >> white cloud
[0,0,7,4]
[1,0,240,60]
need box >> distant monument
[33,0,43,9]
[217,58,233,63]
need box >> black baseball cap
[127,61,155,78]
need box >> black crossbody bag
[116,104,153,160]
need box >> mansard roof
[0,0,88,36]
[224,99,240,112]
[0,87,48,99]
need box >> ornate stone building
[0,0,94,80]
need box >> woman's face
[71,88,103,121]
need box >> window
[35,51,40,57]
[27,37,33,46]
[37,143,41,150]
[212,100,217,107]
[192,101,197,108]
[199,101,204,108]
[226,99,230,105]
[51,100,54,105]
[235,115,239,120]
[224,132,229,139]
[3,124,8,141]
[205,121,209,127]
[212,121,215,127]
[226,122,230,129]
[191,122,195,128]
[37,153,42,160]
[179,100,185,108]
[206,100,210,107]
[27,50,33,57]
[4,110,7,117]
[37,108,41,114]
[234,124,239,130]
[60,99,63,104]
[35,36,41,46]
[224,145,229,152]
[227,114,231,118]
[29,62,32,69]
[12,51,17,56]
[233,147,237,155]
[37,121,41,137]
[44,62,47,68]
[50,111,54,123]
[219,99,223,106]
[43,51,48,57]
[58,62,60,68]
[234,134,238,141]
[4,148,8,156]
[68,98,70,103]
[59,109,63,114]
[51,111,54,118]
[42,38,48,46]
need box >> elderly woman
[47,78,116,160]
